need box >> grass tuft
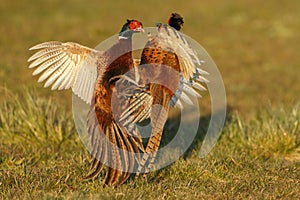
[220,104,300,160]
[0,88,75,147]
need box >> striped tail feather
[136,84,171,175]
[84,105,144,186]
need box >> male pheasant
[116,13,208,175]
[28,19,144,186]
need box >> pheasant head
[119,19,144,39]
[168,13,184,31]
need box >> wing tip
[28,41,62,51]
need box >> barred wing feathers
[28,41,103,104]
[156,23,208,81]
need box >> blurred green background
[1,0,299,117]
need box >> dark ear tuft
[127,19,131,23]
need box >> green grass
[1,0,300,199]
[0,91,299,199]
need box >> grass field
[0,0,299,199]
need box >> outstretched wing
[158,24,209,108]
[156,23,208,81]
[28,41,104,104]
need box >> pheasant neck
[101,36,133,86]
[118,36,132,48]
[118,30,134,40]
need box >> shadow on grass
[161,104,233,159]
[138,104,234,181]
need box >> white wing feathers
[155,24,209,108]
[28,41,102,104]
[156,23,207,80]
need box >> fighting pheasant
[28,19,145,186]
[116,13,208,175]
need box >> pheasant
[27,19,145,186]
[116,13,208,175]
